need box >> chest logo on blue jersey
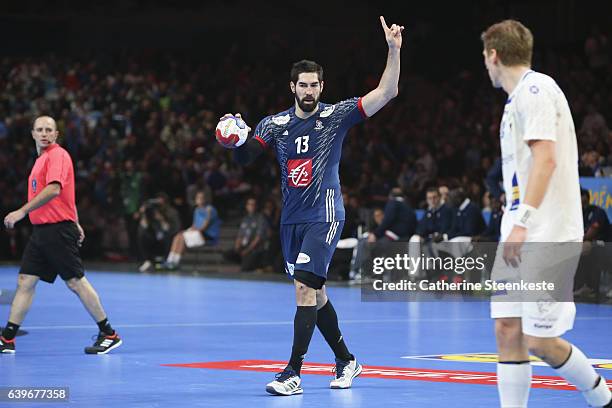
[287,158,312,187]
[31,178,37,193]
[314,120,324,131]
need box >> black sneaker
[84,332,122,354]
[0,336,15,354]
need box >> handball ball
[215,115,249,149]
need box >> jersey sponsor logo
[287,158,312,187]
[401,352,612,371]
[296,252,311,264]
[272,114,290,126]
[161,359,612,390]
[283,130,289,136]
[314,120,324,131]
[31,179,37,193]
[320,105,335,118]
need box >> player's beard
[296,94,320,112]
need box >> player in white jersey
[482,20,611,407]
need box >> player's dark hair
[426,187,439,195]
[290,60,324,84]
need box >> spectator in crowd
[157,193,182,239]
[136,198,175,272]
[574,189,611,299]
[120,159,143,259]
[473,194,504,242]
[159,190,221,270]
[368,188,417,243]
[485,158,504,200]
[413,187,453,242]
[224,197,269,272]
[408,187,453,278]
[579,149,607,177]
[445,187,486,240]
[349,208,385,280]
[438,185,449,205]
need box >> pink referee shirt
[28,143,77,225]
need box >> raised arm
[360,16,404,117]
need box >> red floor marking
[162,360,612,391]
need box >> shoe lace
[90,332,106,344]
[275,368,296,383]
[333,360,350,379]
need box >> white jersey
[499,70,582,242]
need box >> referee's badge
[32,178,37,193]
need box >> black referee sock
[316,301,353,362]
[96,318,115,336]
[287,306,317,376]
[2,321,20,341]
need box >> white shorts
[183,230,205,248]
[490,242,580,338]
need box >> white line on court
[19,315,612,331]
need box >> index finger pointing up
[380,16,389,31]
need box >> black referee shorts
[20,221,85,284]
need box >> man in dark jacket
[415,187,453,240]
[574,189,610,299]
[370,188,417,242]
[446,188,486,240]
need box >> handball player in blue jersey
[223,16,403,395]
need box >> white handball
[215,115,249,149]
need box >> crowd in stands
[0,28,610,298]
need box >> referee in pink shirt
[1,116,122,355]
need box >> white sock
[497,361,532,407]
[555,345,611,406]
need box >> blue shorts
[280,221,344,280]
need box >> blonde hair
[481,19,533,66]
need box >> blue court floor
[0,265,611,407]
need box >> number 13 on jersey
[295,135,309,154]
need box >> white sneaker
[330,358,362,389]
[138,260,152,272]
[266,367,303,396]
